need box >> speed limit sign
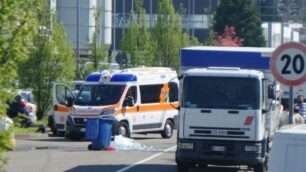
[271,42,306,86]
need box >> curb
[15,133,48,140]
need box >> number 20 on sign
[271,42,306,86]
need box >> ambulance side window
[56,85,74,106]
[169,82,178,102]
[125,86,137,103]
[140,84,163,104]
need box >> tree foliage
[0,0,37,115]
[18,0,75,120]
[120,0,156,67]
[213,0,266,47]
[0,0,37,168]
[153,0,191,68]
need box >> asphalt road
[6,131,254,172]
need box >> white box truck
[268,124,306,172]
[175,46,281,172]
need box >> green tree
[153,0,193,68]
[89,8,110,71]
[213,0,266,47]
[0,0,37,169]
[0,0,37,114]
[120,0,156,67]
[18,0,75,120]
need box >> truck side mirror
[268,84,276,99]
[123,96,134,107]
[67,97,74,107]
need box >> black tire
[254,163,267,172]
[48,116,58,135]
[161,120,174,139]
[51,123,58,136]
[117,121,130,138]
[57,131,65,137]
[65,128,82,141]
[88,144,92,150]
[177,162,189,172]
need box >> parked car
[6,90,37,127]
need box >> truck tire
[177,162,189,172]
[254,163,267,172]
[117,121,130,138]
[161,120,173,139]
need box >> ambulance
[52,67,179,140]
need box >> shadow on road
[66,164,252,172]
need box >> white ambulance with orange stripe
[52,67,179,140]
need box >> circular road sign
[271,42,306,86]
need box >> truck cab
[176,46,281,172]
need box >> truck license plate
[211,146,226,152]
[211,129,227,135]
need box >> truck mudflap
[176,138,267,166]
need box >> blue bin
[85,118,99,140]
[87,118,113,150]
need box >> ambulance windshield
[74,84,126,106]
[182,76,260,110]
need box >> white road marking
[116,145,177,172]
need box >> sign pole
[289,87,294,124]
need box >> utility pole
[113,0,116,59]
[76,0,80,77]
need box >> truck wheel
[117,121,130,138]
[177,162,189,172]
[161,120,173,139]
[254,163,267,172]
[88,144,92,151]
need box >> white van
[52,67,179,140]
[268,124,306,172]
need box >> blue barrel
[98,118,113,148]
[85,118,99,140]
[87,118,113,150]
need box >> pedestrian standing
[294,95,306,122]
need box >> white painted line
[116,145,177,172]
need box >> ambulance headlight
[100,109,116,117]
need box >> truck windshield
[74,84,125,106]
[182,76,260,110]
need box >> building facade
[55,0,303,59]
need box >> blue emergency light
[110,74,137,82]
[85,73,103,82]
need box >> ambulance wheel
[161,120,173,139]
[117,121,130,138]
